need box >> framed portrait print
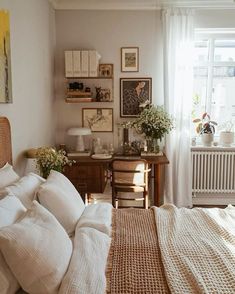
[121,47,139,72]
[82,108,113,132]
[120,78,152,118]
[99,64,113,78]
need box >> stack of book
[66,90,93,102]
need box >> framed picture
[99,64,113,77]
[0,10,12,103]
[121,47,139,72]
[120,78,152,118]
[82,108,113,132]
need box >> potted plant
[193,113,217,146]
[36,147,74,178]
[219,120,234,147]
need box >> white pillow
[0,196,26,294]
[0,173,45,208]
[38,170,85,235]
[0,195,26,227]
[0,201,73,294]
[0,163,19,189]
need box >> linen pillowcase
[38,170,85,235]
[0,196,26,294]
[0,173,45,208]
[0,163,20,189]
[0,195,26,227]
[0,201,73,294]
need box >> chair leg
[144,191,148,209]
[115,199,119,209]
[112,190,118,208]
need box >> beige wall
[0,0,56,174]
[54,10,163,151]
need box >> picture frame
[121,47,139,72]
[0,10,12,103]
[99,63,113,78]
[82,108,113,132]
[120,78,152,118]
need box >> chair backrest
[111,159,149,186]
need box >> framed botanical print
[120,78,152,118]
[82,108,113,132]
[121,47,139,72]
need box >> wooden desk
[65,154,169,207]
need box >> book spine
[65,51,73,77]
[89,50,100,77]
[81,50,89,77]
[73,51,81,77]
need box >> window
[193,30,235,135]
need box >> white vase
[220,131,234,147]
[201,133,214,147]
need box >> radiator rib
[192,150,235,194]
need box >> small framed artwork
[121,47,139,72]
[120,78,152,118]
[82,108,113,132]
[99,64,113,77]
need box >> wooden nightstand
[64,156,110,202]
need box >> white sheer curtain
[162,8,194,207]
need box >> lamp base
[76,135,85,152]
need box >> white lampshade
[67,127,91,152]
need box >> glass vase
[146,137,159,154]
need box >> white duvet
[59,203,112,294]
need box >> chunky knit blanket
[107,205,235,294]
[154,204,235,294]
[106,208,169,294]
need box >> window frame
[194,29,235,115]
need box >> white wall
[0,0,56,174]
[195,9,235,28]
[54,10,163,151]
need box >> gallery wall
[54,9,163,151]
[54,8,235,152]
[0,0,56,174]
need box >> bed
[0,116,235,294]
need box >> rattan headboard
[0,117,12,167]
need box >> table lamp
[67,127,91,152]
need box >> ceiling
[49,0,235,10]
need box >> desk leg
[154,164,162,207]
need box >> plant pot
[201,133,214,147]
[220,131,234,147]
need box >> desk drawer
[64,164,107,194]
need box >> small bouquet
[36,147,74,178]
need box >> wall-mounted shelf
[66,76,113,80]
[65,76,114,103]
[65,98,113,103]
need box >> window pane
[214,39,235,62]
[211,66,235,128]
[213,66,235,77]
[193,67,208,120]
[194,40,209,63]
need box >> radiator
[192,150,235,194]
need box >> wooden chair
[111,159,150,209]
